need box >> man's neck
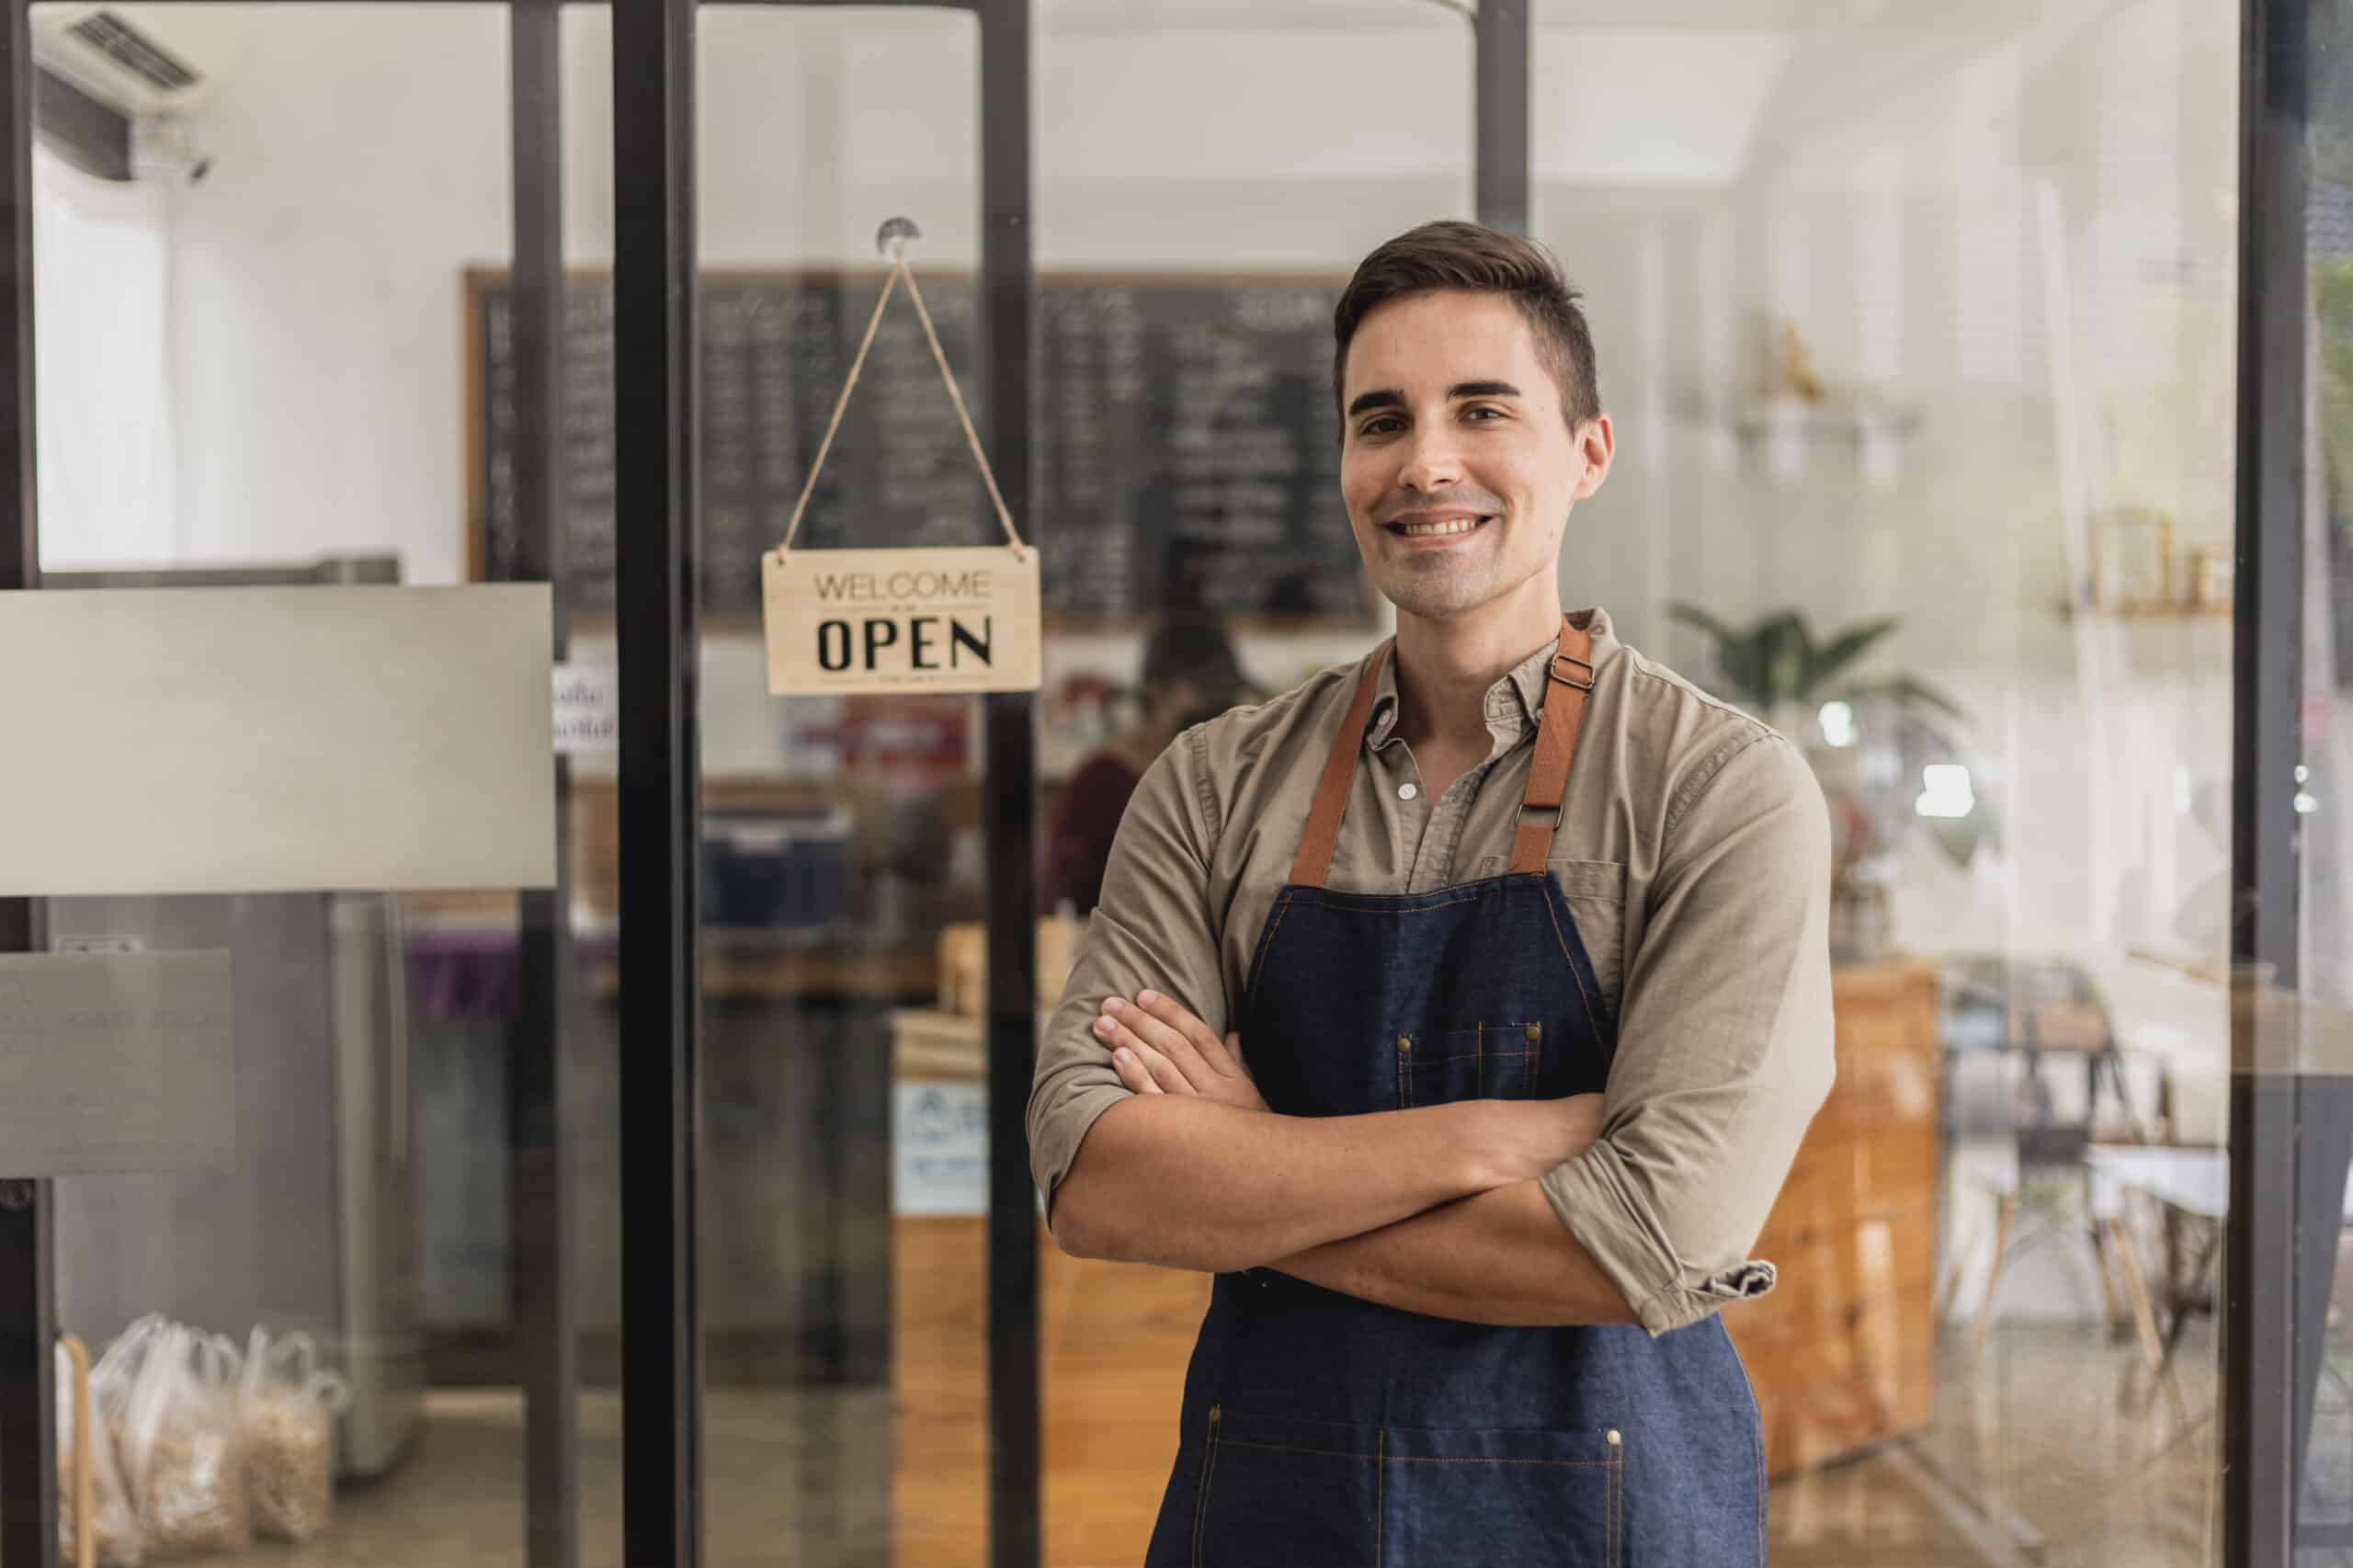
[1391,590,1564,754]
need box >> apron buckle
[1549,650,1596,691]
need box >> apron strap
[1508,616,1597,873]
[1289,642,1392,889]
[1289,615,1597,889]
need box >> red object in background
[798,695,971,773]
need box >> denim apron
[1142,619,1768,1567]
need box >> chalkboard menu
[468,269,1370,622]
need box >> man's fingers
[1135,990,1234,1074]
[1095,1015,1191,1095]
[1112,1048,1161,1096]
[1104,998,1212,1083]
[1224,1032,1252,1076]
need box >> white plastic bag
[57,1338,145,1567]
[115,1322,250,1556]
[238,1327,348,1542]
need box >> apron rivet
[1607,1428,1621,1447]
[1396,1034,1412,1051]
[1525,1022,1541,1042]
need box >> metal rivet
[1398,782,1419,801]
[1525,1023,1541,1043]
[1606,1428,1621,1447]
[1396,1034,1412,1051]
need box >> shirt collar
[1366,605,1621,752]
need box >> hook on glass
[875,216,923,262]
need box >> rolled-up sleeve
[1026,727,1227,1221]
[1537,732,1836,1336]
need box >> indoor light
[1818,700,1857,748]
[1915,764,1976,820]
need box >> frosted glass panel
[0,583,554,894]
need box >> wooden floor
[156,1318,2275,1568]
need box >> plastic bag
[115,1321,250,1556]
[238,1327,348,1542]
[57,1337,145,1567]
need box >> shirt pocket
[1478,857,1629,1017]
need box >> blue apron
[1142,619,1768,1567]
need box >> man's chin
[1379,582,1490,622]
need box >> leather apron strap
[1508,618,1597,873]
[1289,642,1392,888]
[1290,615,1597,891]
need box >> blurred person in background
[1040,611,1258,915]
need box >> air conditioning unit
[30,7,211,183]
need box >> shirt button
[1398,783,1419,801]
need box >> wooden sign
[763,544,1041,696]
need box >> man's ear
[1572,414,1616,501]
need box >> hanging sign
[763,220,1044,698]
[763,544,1039,695]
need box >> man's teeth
[1397,517,1483,537]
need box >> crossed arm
[1048,992,1638,1327]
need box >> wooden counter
[891,960,1943,1562]
[1723,960,1943,1476]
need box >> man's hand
[1094,991,1270,1113]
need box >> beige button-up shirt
[1025,607,1836,1336]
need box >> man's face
[1339,290,1610,624]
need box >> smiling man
[1026,220,1835,1566]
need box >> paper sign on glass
[0,950,236,1176]
[762,545,1041,697]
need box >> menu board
[468,269,1370,622]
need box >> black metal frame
[507,5,578,1567]
[2226,0,2353,1561]
[0,0,48,1560]
[1472,0,1529,234]
[612,0,704,1562]
[2226,0,2302,1558]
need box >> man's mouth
[1384,515,1493,539]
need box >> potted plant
[1666,604,1992,959]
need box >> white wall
[32,146,174,566]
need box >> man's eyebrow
[1448,380,1522,400]
[1346,388,1404,419]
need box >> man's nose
[1395,424,1466,493]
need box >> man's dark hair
[1332,220,1601,427]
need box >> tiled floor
[172,1322,2271,1567]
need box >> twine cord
[775,253,1028,556]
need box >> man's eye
[1463,405,1506,421]
[1358,415,1403,437]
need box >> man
[1026,220,1835,1566]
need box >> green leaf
[1840,675,1972,725]
[1667,602,1769,706]
[1753,612,1811,702]
[1812,618,1902,687]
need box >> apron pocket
[1398,1021,1544,1107]
[1381,1423,1624,1567]
[1193,1408,1380,1567]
